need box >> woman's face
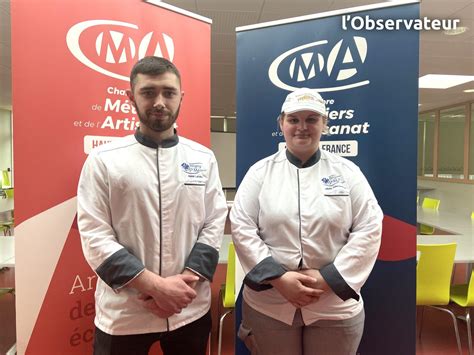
[280,110,327,158]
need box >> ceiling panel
[197,0,264,12]
[330,0,384,11]
[421,39,474,58]
[451,2,474,21]
[212,49,235,63]
[200,9,261,32]
[419,0,472,17]
[420,55,474,76]
[211,32,236,50]
[163,0,197,11]
[258,11,331,23]
[264,0,332,7]
[421,28,474,42]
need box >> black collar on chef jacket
[135,128,179,149]
[286,148,321,168]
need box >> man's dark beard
[138,105,180,132]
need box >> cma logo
[66,20,174,82]
[268,36,369,92]
[181,162,204,175]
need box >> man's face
[128,72,183,136]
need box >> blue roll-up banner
[235,1,419,354]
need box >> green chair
[450,271,474,355]
[5,188,13,199]
[420,197,441,235]
[417,243,462,354]
[471,212,474,220]
[217,242,236,355]
[0,170,14,235]
[1,170,11,188]
[422,197,441,210]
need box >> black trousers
[93,310,211,355]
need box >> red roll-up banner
[11,1,211,353]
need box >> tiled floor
[416,305,473,355]
[414,262,472,355]
[0,267,15,355]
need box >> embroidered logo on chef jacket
[181,162,207,185]
[321,174,349,195]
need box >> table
[0,196,13,213]
[417,186,435,192]
[0,236,15,268]
[218,234,232,263]
[417,207,474,263]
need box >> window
[417,112,435,177]
[418,101,474,184]
[470,103,474,180]
[438,106,465,179]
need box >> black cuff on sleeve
[96,248,145,290]
[185,242,219,281]
[244,256,286,292]
[320,263,359,301]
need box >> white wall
[418,178,474,217]
[211,132,236,188]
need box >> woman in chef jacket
[230,88,383,355]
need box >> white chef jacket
[77,130,227,335]
[230,148,383,325]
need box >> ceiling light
[419,74,474,89]
[444,26,468,36]
[464,89,474,93]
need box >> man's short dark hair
[130,56,181,89]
